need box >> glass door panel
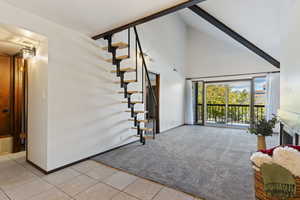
[204,80,251,127]
[196,78,263,127]
[205,83,227,125]
[195,82,204,124]
[227,81,251,125]
[253,77,267,122]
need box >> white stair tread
[105,55,129,63]
[114,80,137,84]
[134,135,153,139]
[111,67,136,73]
[128,119,148,123]
[132,127,153,131]
[102,42,128,50]
[125,110,147,113]
[118,91,142,94]
[122,100,143,104]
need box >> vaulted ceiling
[179,0,280,60]
[0,0,186,36]
[0,0,279,60]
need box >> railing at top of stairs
[133,26,157,140]
[103,26,158,143]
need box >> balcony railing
[197,104,265,125]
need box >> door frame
[194,81,205,125]
[11,56,28,153]
[146,71,160,134]
[0,55,27,153]
[0,55,13,137]
[155,74,160,133]
[194,77,265,127]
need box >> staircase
[101,27,157,145]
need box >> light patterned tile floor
[0,152,203,200]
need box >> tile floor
[0,152,203,200]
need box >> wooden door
[0,55,11,137]
[13,57,27,152]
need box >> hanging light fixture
[20,47,36,59]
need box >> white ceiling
[1,0,186,36]
[0,24,44,55]
[0,0,279,60]
[179,0,280,60]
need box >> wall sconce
[20,47,36,59]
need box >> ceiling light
[20,47,36,59]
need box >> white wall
[184,80,194,125]
[27,39,48,169]
[0,17,49,169]
[136,13,187,131]
[0,1,139,171]
[103,13,187,132]
[0,1,188,171]
[279,0,300,129]
[185,27,278,78]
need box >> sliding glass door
[195,78,267,127]
[195,81,204,125]
[205,83,227,124]
[253,77,267,122]
[205,81,251,127]
[227,81,251,125]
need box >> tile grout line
[56,178,101,199]
[92,159,199,199]
[4,156,140,200]
[52,184,77,200]
[53,164,125,199]
[11,157,81,200]
[89,160,201,200]
[0,155,42,200]
[108,177,144,200]
[98,177,143,200]
[68,165,143,200]
[2,155,199,200]
[0,187,12,200]
[150,186,164,200]
[44,168,97,200]
[99,174,163,200]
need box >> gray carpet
[92,126,278,200]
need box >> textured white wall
[27,40,48,169]
[184,80,194,125]
[185,27,278,78]
[0,2,50,169]
[0,1,139,171]
[136,13,187,131]
[279,0,300,128]
[0,1,188,171]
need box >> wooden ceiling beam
[92,0,206,40]
[189,5,280,68]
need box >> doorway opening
[195,77,267,128]
[145,72,160,134]
[0,50,28,154]
[0,24,45,156]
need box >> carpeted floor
[92,125,278,200]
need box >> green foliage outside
[197,83,264,124]
[204,84,250,105]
